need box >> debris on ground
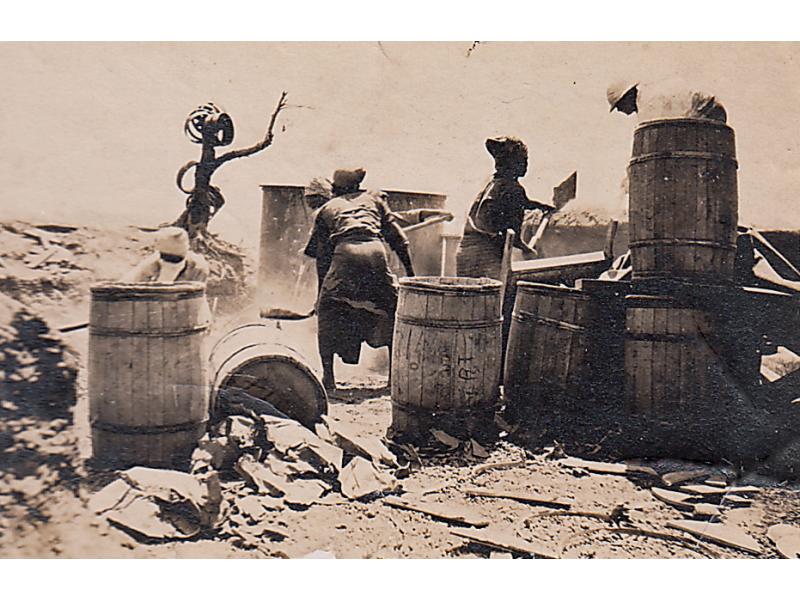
[465,487,572,509]
[450,526,558,558]
[766,523,800,558]
[668,519,764,555]
[91,466,222,541]
[661,470,711,487]
[339,457,398,500]
[559,457,657,477]
[384,496,490,528]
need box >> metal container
[258,185,448,305]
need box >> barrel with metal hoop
[88,282,210,469]
[390,276,503,441]
[503,282,594,417]
[209,323,327,429]
[623,293,720,418]
[627,118,739,283]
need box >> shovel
[527,171,577,251]
[259,307,316,320]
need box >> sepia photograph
[1,8,799,573]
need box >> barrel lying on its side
[209,323,327,429]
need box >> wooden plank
[693,503,722,519]
[668,519,763,555]
[450,527,557,558]
[651,487,698,510]
[465,488,572,509]
[639,306,654,414]
[383,497,489,528]
[651,306,667,414]
[560,457,657,477]
[661,469,710,487]
[130,300,149,427]
[767,524,800,559]
[679,484,760,496]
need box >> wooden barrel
[576,278,632,403]
[209,323,327,429]
[624,294,719,417]
[88,282,209,469]
[390,277,503,441]
[628,118,738,283]
[628,279,763,391]
[503,283,594,417]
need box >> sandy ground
[2,220,800,559]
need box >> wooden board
[560,457,657,477]
[668,520,762,555]
[383,497,489,528]
[679,484,760,496]
[767,524,800,559]
[450,527,557,558]
[651,487,698,510]
[465,488,572,509]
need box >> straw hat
[156,227,189,258]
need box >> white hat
[156,227,189,258]
[607,81,638,111]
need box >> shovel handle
[402,214,451,234]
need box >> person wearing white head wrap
[607,80,727,122]
[123,227,210,284]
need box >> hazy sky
[1,42,798,248]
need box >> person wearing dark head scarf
[303,169,414,392]
[456,137,554,280]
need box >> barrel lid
[91,281,206,300]
[516,281,590,299]
[635,117,733,132]
[399,276,502,294]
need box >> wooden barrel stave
[89,282,209,470]
[390,277,502,441]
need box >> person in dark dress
[456,137,553,280]
[303,169,415,392]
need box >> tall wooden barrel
[88,282,209,469]
[209,323,327,429]
[628,118,738,283]
[504,283,593,417]
[390,277,502,441]
[623,292,780,462]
